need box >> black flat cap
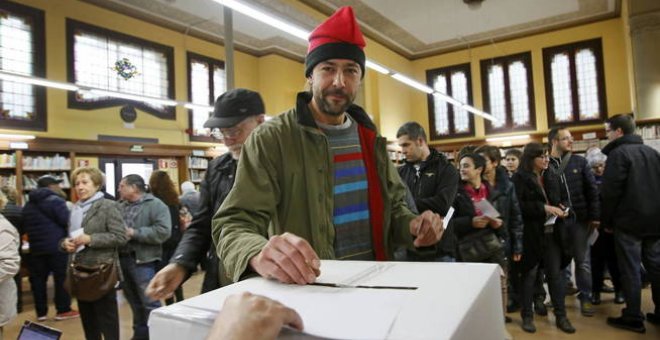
[203,88,265,129]
[37,175,63,188]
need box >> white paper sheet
[69,228,85,252]
[180,277,411,339]
[443,206,455,229]
[474,199,500,218]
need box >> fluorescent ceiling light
[0,70,79,91]
[88,89,178,106]
[486,134,531,142]
[184,103,214,112]
[214,0,309,40]
[433,92,463,107]
[0,133,36,140]
[216,0,499,123]
[365,60,390,75]
[462,105,499,122]
[391,73,433,94]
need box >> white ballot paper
[474,200,500,219]
[443,206,455,229]
[69,228,85,253]
[179,262,412,339]
[545,215,558,226]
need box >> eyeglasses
[210,118,251,140]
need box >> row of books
[0,175,17,188]
[188,156,209,169]
[189,169,207,182]
[637,125,660,140]
[22,172,71,190]
[22,155,71,170]
[0,153,16,167]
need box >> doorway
[99,157,158,198]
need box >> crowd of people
[1,5,659,340]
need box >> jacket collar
[602,134,644,155]
[295,91,377,131]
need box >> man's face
[553,129,573,153]
[118,179,138,201]
[213,116,262,157]
[397,135,424,163]
[605,123,622,141]
[504,155,520,173]
[308,59,361,117]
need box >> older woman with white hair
[585,147,624,305]
[0,189,20,339]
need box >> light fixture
[433,92,463,107]
[365,60,390,75]
[485,134,531,142]
[0,133,36,140]
[215,0,498,123]
[462,105,498,122]
[184,103,214,112]
[213,0,309,40]
[0,70,79,91]
[88,89,178,107]
[391,73,434,94]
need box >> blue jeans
[119,254,161,340]
[565,221,593,300]
[27,253,72,317]
[614,230,660,321]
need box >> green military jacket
[213,92,417,282]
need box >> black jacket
[601,134,660,237]
[171,153,236,292]
[490,167,524,255]
[511,168,570,272]
[398,149,458,259]
[22,188,70,255]
[549,153,600,222]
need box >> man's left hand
[409,210,444,247]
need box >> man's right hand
[206,292,303,340]
[146,263,187,300]
[249,232,321,285]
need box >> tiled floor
[2,274,658,339]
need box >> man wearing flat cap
[147,88,265,299]
[214,7,444,285]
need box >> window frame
[187,52,226,143]
[480,51,536,134]
[0,1,46,131]
[543,38,607,127]
[66,19,176,119]
[425,63,475,140]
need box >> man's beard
[314,88,354,117]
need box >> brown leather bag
[65,258,118,302]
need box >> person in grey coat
[0,189,20,339]
[117,174,171,340]
[61,167,127,340]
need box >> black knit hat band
[304,42,366,78]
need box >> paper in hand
[443,207,455,229]
[70,228,86,253]
[544,215,558,226]
[474,200,500,219]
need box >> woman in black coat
[451,153,509,321]
[511,142,574,334]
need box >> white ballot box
[149,260,504,340]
